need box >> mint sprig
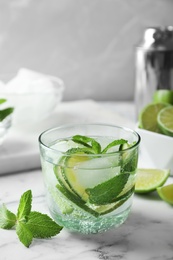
[102,139,128,154]
[16,222,33,248]
[72,135,101,154]
[0,204,16,229]
[0,190,63,247]
[17,189,32,221]
[26,211,63,238]
[0,99,6,105]
[0,98,14,122]
[0,108,14,121]
[71,135,128,154]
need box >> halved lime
[139,103,169,133]
[157,106,173,137]
[153,89,173,105]
[135,168,170,193]
[157,184,173,205]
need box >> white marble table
[0,101,173,260]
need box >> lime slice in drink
[157,106,173,137]
[135,168,170,193]
[157,184,173,205]
[63,150,120,202]
[62,150,91,201]
[139,103,169,133]
[56,184,99,217]
[55,148,127,216]
[153,89,173,105]
[54,148,91,198]
[90,197,129,215]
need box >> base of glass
[49,206,131,234]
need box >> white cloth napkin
[0,100,135,175]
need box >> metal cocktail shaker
[135,26,173,117]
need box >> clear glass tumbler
[39,123,140,234]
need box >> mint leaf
[17,190,32,222]
[102,139,127,154]
[26,211,63,238]
[0,190,64,248]
[72,135,101,154]
[72,135,92,148]
[0,107,14,122]
[86,174,130,205]
[0,204,16,229]
[0,99,6,105]
[16,222,33,248]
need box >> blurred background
[0,0,173,101]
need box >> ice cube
[5,68,55,93]
[0,68,64,125]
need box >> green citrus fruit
[153,89,173,105]
[139,103,169,133]
[157,184,173,205]
[157,106,173,137]
[135,168,170,193]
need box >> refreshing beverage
[39,124,140,234]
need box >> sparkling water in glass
[39,123,140,234]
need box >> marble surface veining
[0,101,173,259]
[0,170,173,260]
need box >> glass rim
[38,123,141,157]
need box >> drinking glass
[39,123,140,234]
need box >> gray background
[0,0,173,101]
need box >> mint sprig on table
[0,98,14,122]
[0,190,63,248]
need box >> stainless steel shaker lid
[140,26,173,50]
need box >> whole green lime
[153,89,173,105]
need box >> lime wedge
[157,106,173,137]
[135,168,170,193]
[157,184,173,205]
[153,89,173,105]
[139,103,169,133]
